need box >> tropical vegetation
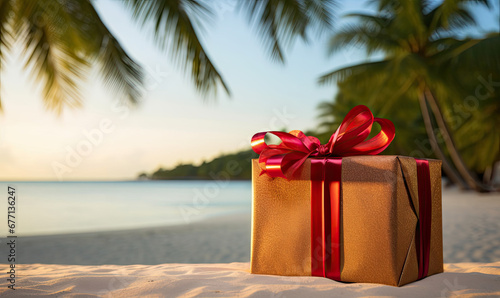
[318,0,499,191]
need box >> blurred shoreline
[9,213,251,265]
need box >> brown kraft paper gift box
[250,155,443,286]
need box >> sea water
[0,181,251,236]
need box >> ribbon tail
[311,158,342,281]
[416,159,432,280]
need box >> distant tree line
[139,149,258,180]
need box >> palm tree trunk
[483,166,493,185]
[417,90,469,189]
[423,87,492,192]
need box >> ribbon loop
[251,105,395,178]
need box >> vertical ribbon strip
[416,159,432,279]
[310,160,325,277]
[311,158,342,281]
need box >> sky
[0,0,498,181]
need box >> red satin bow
[251,105,396,179]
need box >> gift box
[249,105,443,286]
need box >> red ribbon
[251,105,396,179]
[416,159,432,279]
[311,158,342,280]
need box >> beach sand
[0,187,498,296]
[441,188,500,263]
[0,262,499,297]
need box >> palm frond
[344,13,391,29]
[318,59,390,85]
[397,0,428,38]
[439,0,490,27]
[66,0,144,105]
[0,0,14,110]
[445,8,476,30]
[372,0,399,11]
[304,0,337,37]
[22,27,87,113]
[453,99,500,172]
[239,0,336,63]
[425,4,478,36]
[97,35,144,104]
[17,0,90,113]
[327,22,401,55]
[431,35,500,73]
[359,1,431,49]
[123,0,228,97]
[0,0,13,61]
[11,0,143,112]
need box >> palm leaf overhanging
[238,0,336,63]
[3,0,143,113]
[123,0,228,97]
[318,0,500,192]
[0,0,337,110]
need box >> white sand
[442,188,500,262]
[0,262,499,297]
